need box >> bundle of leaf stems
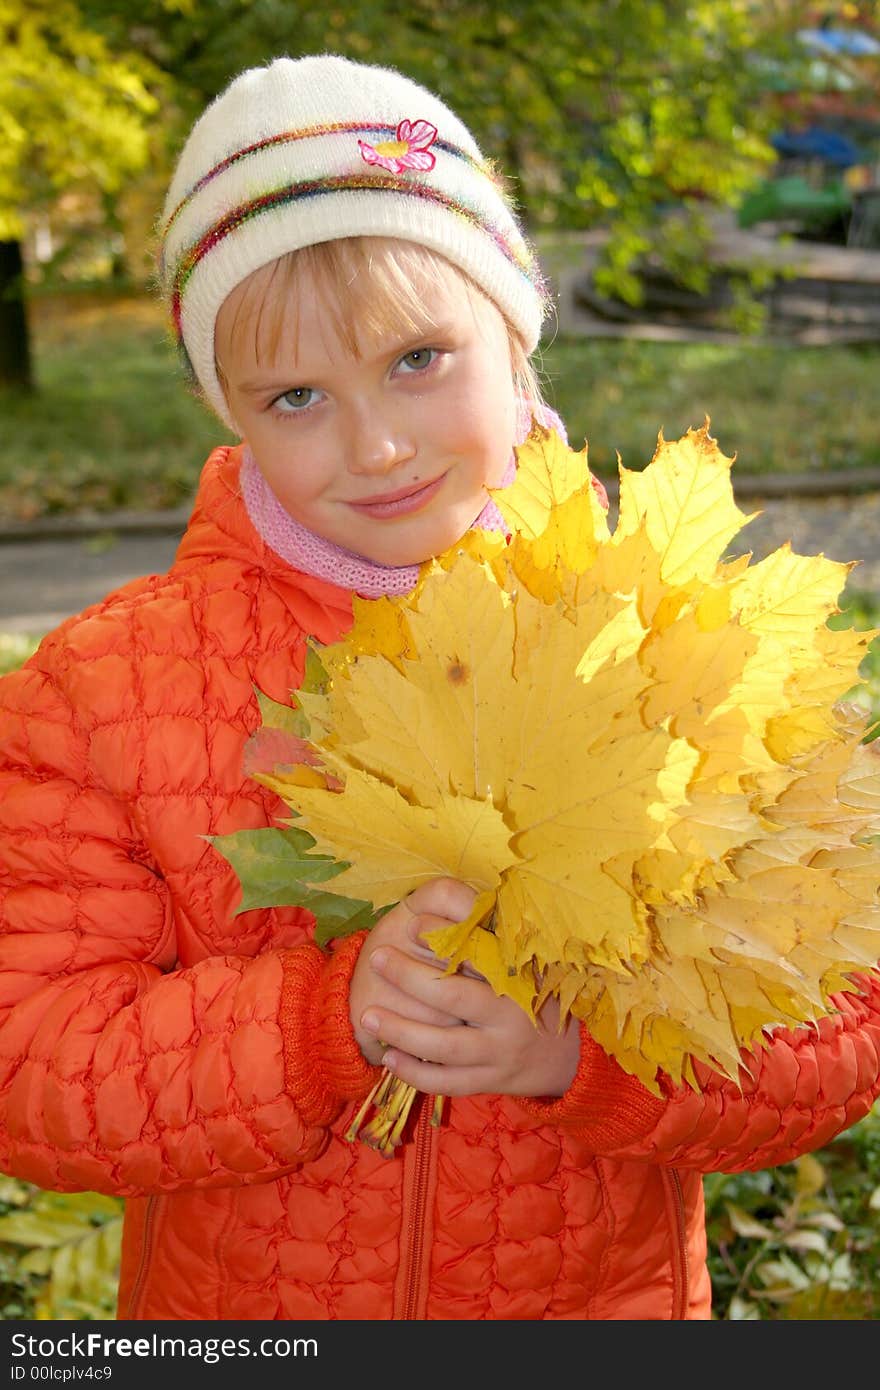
[346,1071,444,1156]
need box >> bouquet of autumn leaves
[214,422,880,1156]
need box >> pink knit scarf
[241,402,568,598]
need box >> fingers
[361,1009,481,1071]
[372,1000,581,1101]
[360,1004,496,1098]
[350,879,487,1071]
[369,981,458,1030]
[381,1054,487,1099]
[377,1043,501,1099]
[359,934,459,1026]
[402,910,484,979]
[369,943,487,1023]
[355,943,491,1079]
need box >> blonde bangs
[217,235,544,405]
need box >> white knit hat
[159,53,549,429]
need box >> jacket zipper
[126,1195,158,1318]
[400,1097,434,1320]
[666,1168,690,1319]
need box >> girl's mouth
[348,473,446,520]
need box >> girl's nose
[347,403,415,475]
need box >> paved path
[735,489,880,596]
[0,485,877,637]
[0,531,183,635]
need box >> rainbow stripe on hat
[162,121,500,243]
[168,168,545,340]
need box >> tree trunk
[0,240,33,391]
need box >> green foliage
[212,824,386,941]
[0,1179,123,1320]
[0,0,162,240]
[706,1103,880,1319]
[80,0,816,299]
[214,674,390,939]
[6,3,876,322]
[829,587,880,735]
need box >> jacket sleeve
[521,971,880,1171]
[0,626,378,1199]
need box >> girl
[0,52,878,1322]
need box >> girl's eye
[273,386,323,413]
[396,348,437,374]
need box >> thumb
[404,876,477,925]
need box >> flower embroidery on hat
[358,119,438,174]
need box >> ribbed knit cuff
[279,934,380,1128]
[518,1027,666,1151]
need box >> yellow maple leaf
[489,421,603,539]
[616,425,755,586]
[290,773,516,907]
[245,422,880,1098]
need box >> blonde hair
[216,235,545,409]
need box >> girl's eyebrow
[396,316,454,344]
[235,375,303,397]
[232,317,457,395]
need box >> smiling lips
[348,473,446,520]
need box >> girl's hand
[349,878,473,1065]
[356,878,581,1098]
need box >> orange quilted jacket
[1,444,879,1321]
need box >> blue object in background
[797,27,880,58]
[771,125,865,168]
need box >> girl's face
[215,249,519,567]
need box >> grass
[0,634,39,677]
[539,336,880,478]
[0,292,232,522]
[1,291,879,521]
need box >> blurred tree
[0,0,162,388]
[2,0,840,387]
[86,0,813,301]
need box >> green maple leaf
[209,824,386,945]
